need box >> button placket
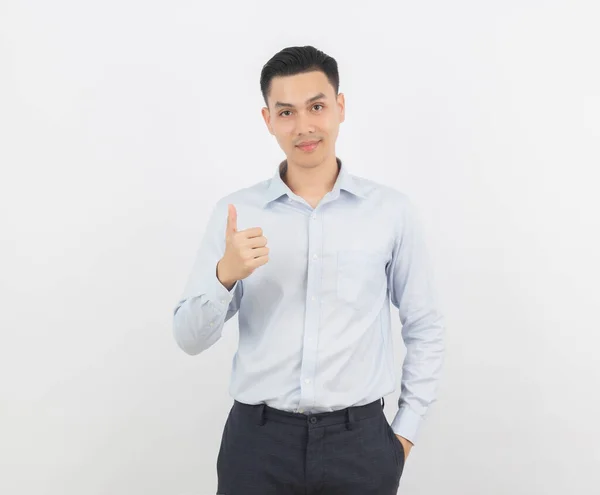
[298,208,322,413]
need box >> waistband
[232,397,386,431]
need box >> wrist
[216,259,236,290]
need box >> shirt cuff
[390,404,422,445]
[205,268,239,307]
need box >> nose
[295,111,315,136]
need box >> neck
[281,154,340,197]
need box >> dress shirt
[173,157,445,444]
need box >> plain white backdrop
[1,1,599,494]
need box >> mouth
[296,140,321,152]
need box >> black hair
[260,45,339,107]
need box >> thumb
[226,204,237,235]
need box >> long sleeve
[172,200,243,356]
[387,195,446,444]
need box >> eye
[279,110,292,117]
[313,104,324,111]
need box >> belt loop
[381,397,385,409]
[345,407,353,430]
[257,403,266,426]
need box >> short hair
[260,45,340,107]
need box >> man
[173,45,445,495]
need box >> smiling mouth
[296,140,321,152]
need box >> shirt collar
[261,157,366,207]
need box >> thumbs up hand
[217,204,269,289]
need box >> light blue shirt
[173,158,445,444]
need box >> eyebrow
[274,92,327,109]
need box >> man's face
[261,70,345,168]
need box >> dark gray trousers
[216,397,405,494]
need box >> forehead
[268,71,335,106]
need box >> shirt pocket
[336,249,389,306]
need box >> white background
[1,1,599,494]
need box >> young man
[173,45,446,494]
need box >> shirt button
[312,254,318,260]
[299,409,304,413]
[311,213,316,219]
[311,296,316,301]
[305,378,311,384]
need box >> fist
[217,204,269,288]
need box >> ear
[261,107,274,135]
[337,93,346,123]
